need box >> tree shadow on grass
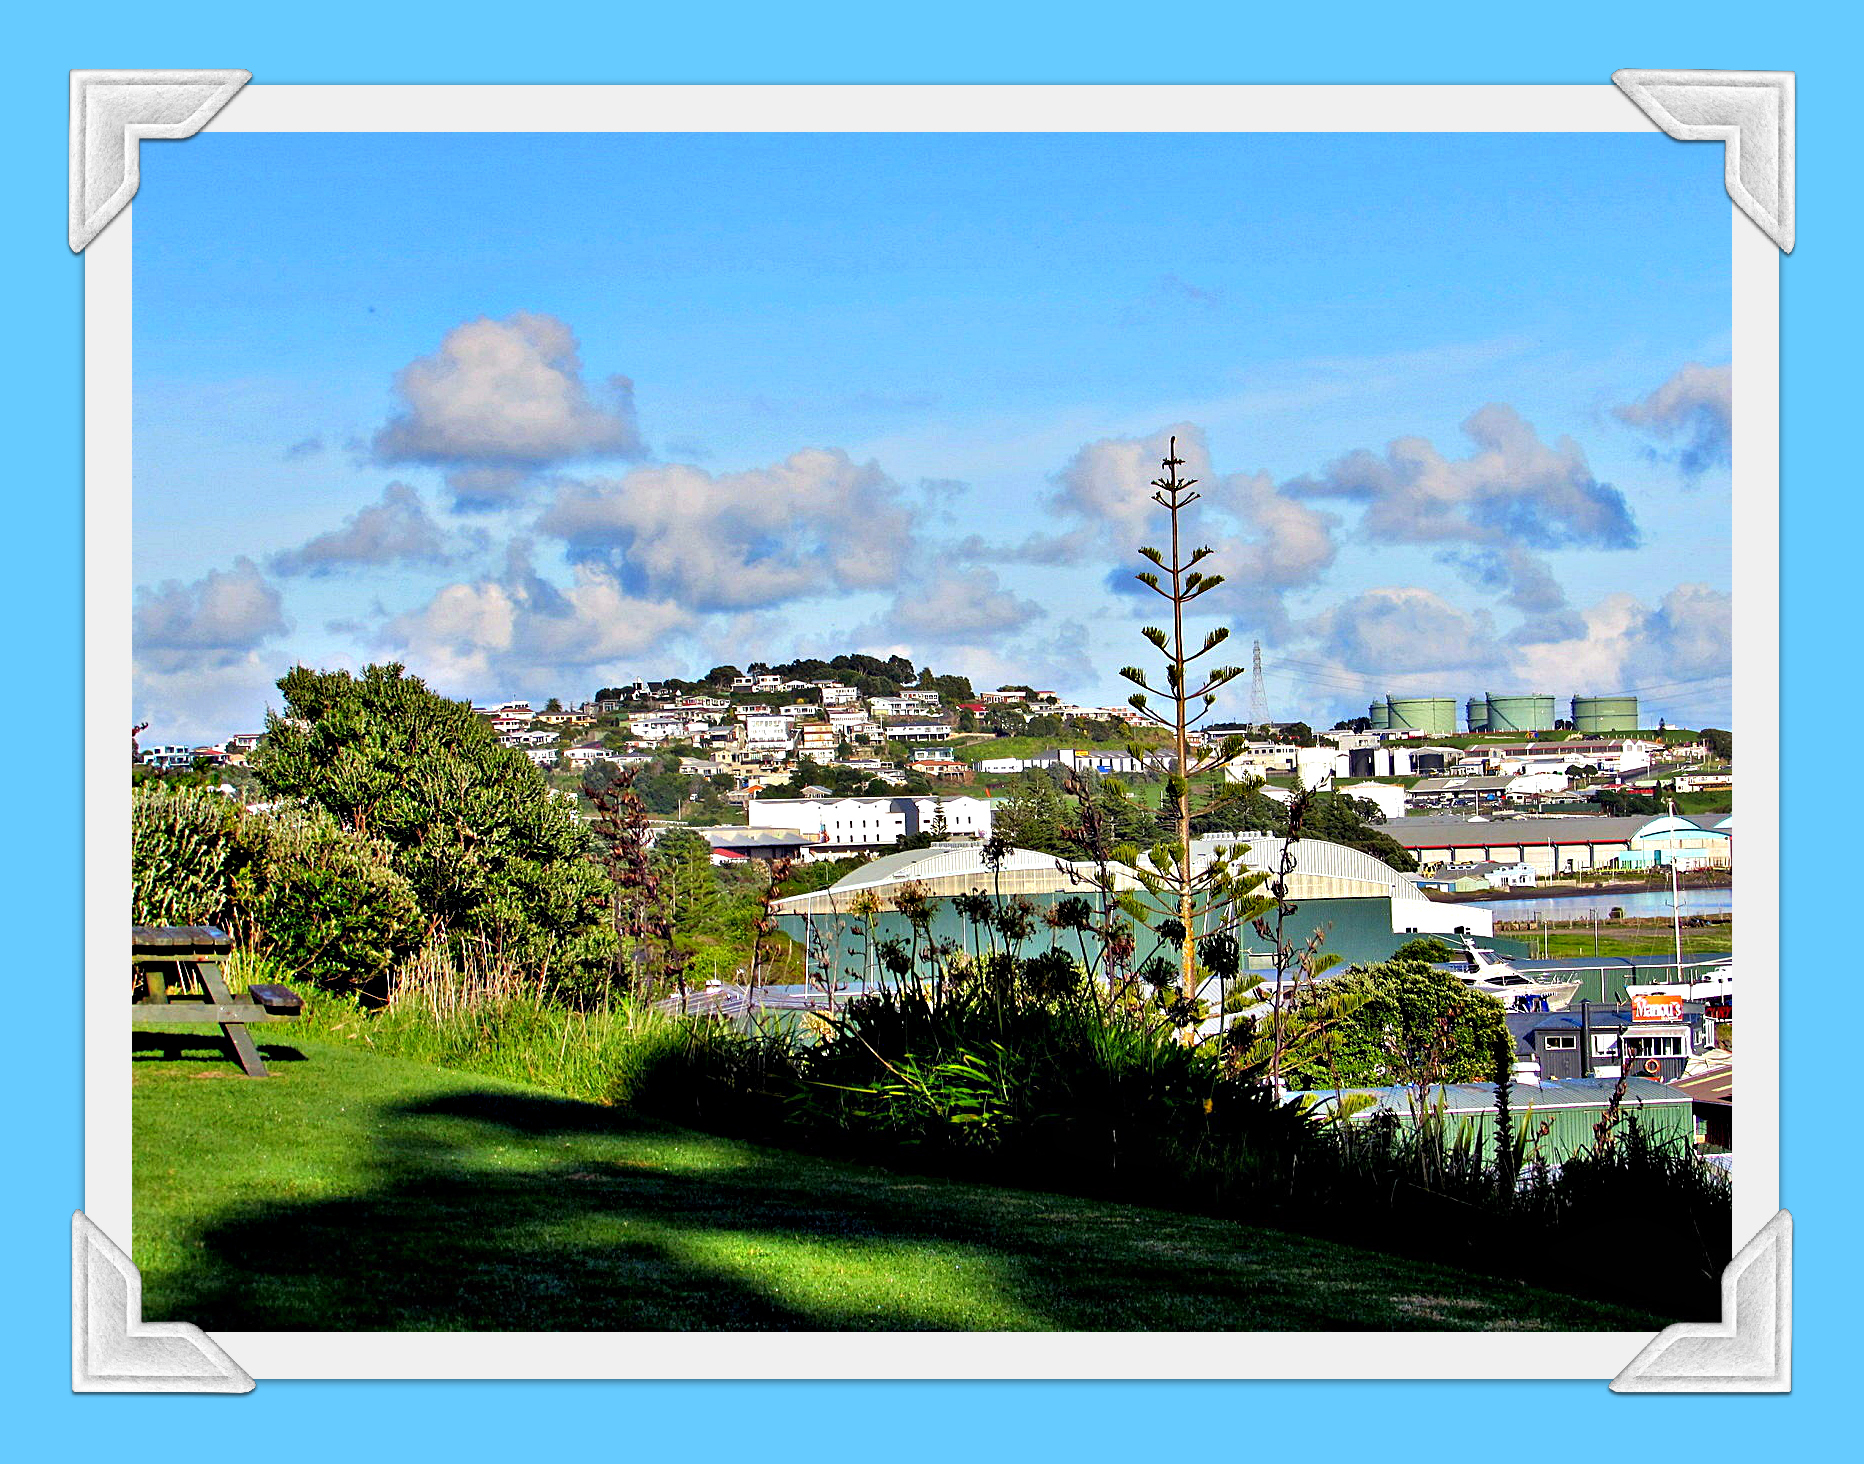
[150,1087,1663,1334]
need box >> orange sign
[1631,992,1685,1022]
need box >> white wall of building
[748,794,993,847]
[1336,781,1406,820]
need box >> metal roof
[1295,1078,1688,1115]
[1390,814,1720,848]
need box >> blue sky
[132,131,1732,740]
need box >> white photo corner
[74,72,1790,1393]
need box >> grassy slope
[134,1033,1661,1333]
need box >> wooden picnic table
[131,924,301,1077]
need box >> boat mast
[1668,796,1684,985]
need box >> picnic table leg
[195,961,269,1078]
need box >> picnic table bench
[131,925,302,1077]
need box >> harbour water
[1486,886,1733,923]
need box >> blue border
[8,2,1844,1449]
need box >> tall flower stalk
[1121,438,1270,1024]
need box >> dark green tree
[251,664,610,976]
[1281,959,1511,1090]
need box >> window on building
[1542,1035,1576,1050]
[1624,1034,1684,1058]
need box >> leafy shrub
[131,784,421,995]
[230,802,423,995]
[131,783,240,926]
[252,663,613,983]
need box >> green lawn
[133,1032,1662,1332]
[1530,925,1733,960]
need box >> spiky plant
[1119,437,1274,1026]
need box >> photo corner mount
[1612,69,1794,253]
[1611,1208,1791,1393]
[72,1211,254,1393]
[68,68,250,253]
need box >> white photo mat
[85,81,1780,1380]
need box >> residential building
[743,713,794,747]
[883,718,957,742]
[748,793,993,849]
[564,741,619,769]
[797,723,839,754]
[1414,860,1535,893]
[817,683,859,706]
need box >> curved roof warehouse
[771,834,1496,978]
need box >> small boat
[1451,935,1582,1012]
[1627,961,1734,1003]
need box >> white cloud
[986,423,1337,635]
[538,448,919,612]
[270,483,482,576]
[134,557,290,673]
[1291,403,1639,552]
[1301,586,1503,678]
[880,567,1045,641]
[1508,584,1731,711]
[372,312,643,470]
[381,559,692,698]
[134,653,293,747]
[1614,362,1732,479]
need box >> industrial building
[746,793,992,850]
[1393,813,1733,877]
[772,833,1495,980]
[1366,695,1459,735]
[1572,694,1641,734]
[1369,693,1643,736]
[1476,693,1558,733]
[1291,1079,1695,1164]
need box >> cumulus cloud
[982,423,1337,635]
[873,567,1046,642]
[380,555,692,695]
[134,557,290,673]
[1301,586,1503,678]
[538,448,919,612]
[269,483,484,577]
[1049,422,1215,557]
[1281,403,1636,615]
[1509,584,1732,707]
[371,312,643,473]
[134,653,291,747]
[443,466,531,511]
[1290,403,1638,552]
[1614,362,1732,480]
